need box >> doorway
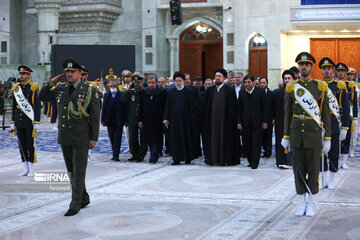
[179,22,223,81]
[310,38,360,79]
[248,33,268,79]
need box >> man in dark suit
[39,58,100,216]
[101,79,128,161]
[138,74,167,164]
[273,70,294,168]
[259,77,274,158]
[237,74,268,169]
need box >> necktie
[69,85,75,96]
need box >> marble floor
[1,119,360,240]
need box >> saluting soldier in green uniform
[122,74,147,162]
[39,59,100,216]
[282,52,331,217]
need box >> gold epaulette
[336,80,347,90]
[30,82,39,91]
[348,81,356,88]
[12,83,20,91]
[88,81,97,88]
[314,79,328,92]
[285,79,299,93]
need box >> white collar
[246,86,255,94]
[176,85,184,91]
[216,82,224,92]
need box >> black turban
[282,69,295,80]
[215,68,227,78]
[173,71,185,80]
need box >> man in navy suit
[237,75,268,169]
[101,79,128,161]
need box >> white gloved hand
[281,138,290,151]
[339,128,347,141]
[34,123,39,130]
[322,140,331,154]
[11,123,15,130]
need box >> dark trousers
[320,133,339,172]
[237,130,243,158]
[163,127,170,154]
[50,101,57,124]
[292,145,321,195]
[147,141,161,162]
[275,127,291,166]
[262,123,273,157]
[107,125,123,159]
[341,120,351,154]
[243,122,262,169]
[128,125,147,161]
[16,127,35,163]
[61,144,90,211]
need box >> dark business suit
[262,88,274,157]
[102,91,128,160]
[238,86,267,169]
[231,84,245,159]
[138,87,167,163]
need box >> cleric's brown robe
[210,86,226,165]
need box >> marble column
[33,0,62,65]
[167,38,176,77]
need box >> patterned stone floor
[1,115,360,240]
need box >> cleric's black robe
[203,84,239,165]
[163,87,198,163]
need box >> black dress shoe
[81,201,90,209]
[128,157,135,161]
[111,157,120,162]
[247,164,251,167]
[64,209,78,216]
[185,161,191,165]
[204,160,213,165]
[152,159,158,164]
[171,162,180,166]
[136,159,143,162]
[149,159,154,163]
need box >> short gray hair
[235,72,244,77]
[148,74,158,82]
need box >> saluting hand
[164,121,169,129]
[51,73,65,84]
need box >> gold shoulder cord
[68,86,92,119]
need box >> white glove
[339,128,347,141]
[322,140,331,154]
[34,123,39,130]
[11,123,15,130]
[281,138,290,151]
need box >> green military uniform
[122,75,147,161]
[284,55,331,195]
[39,59,100,213]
